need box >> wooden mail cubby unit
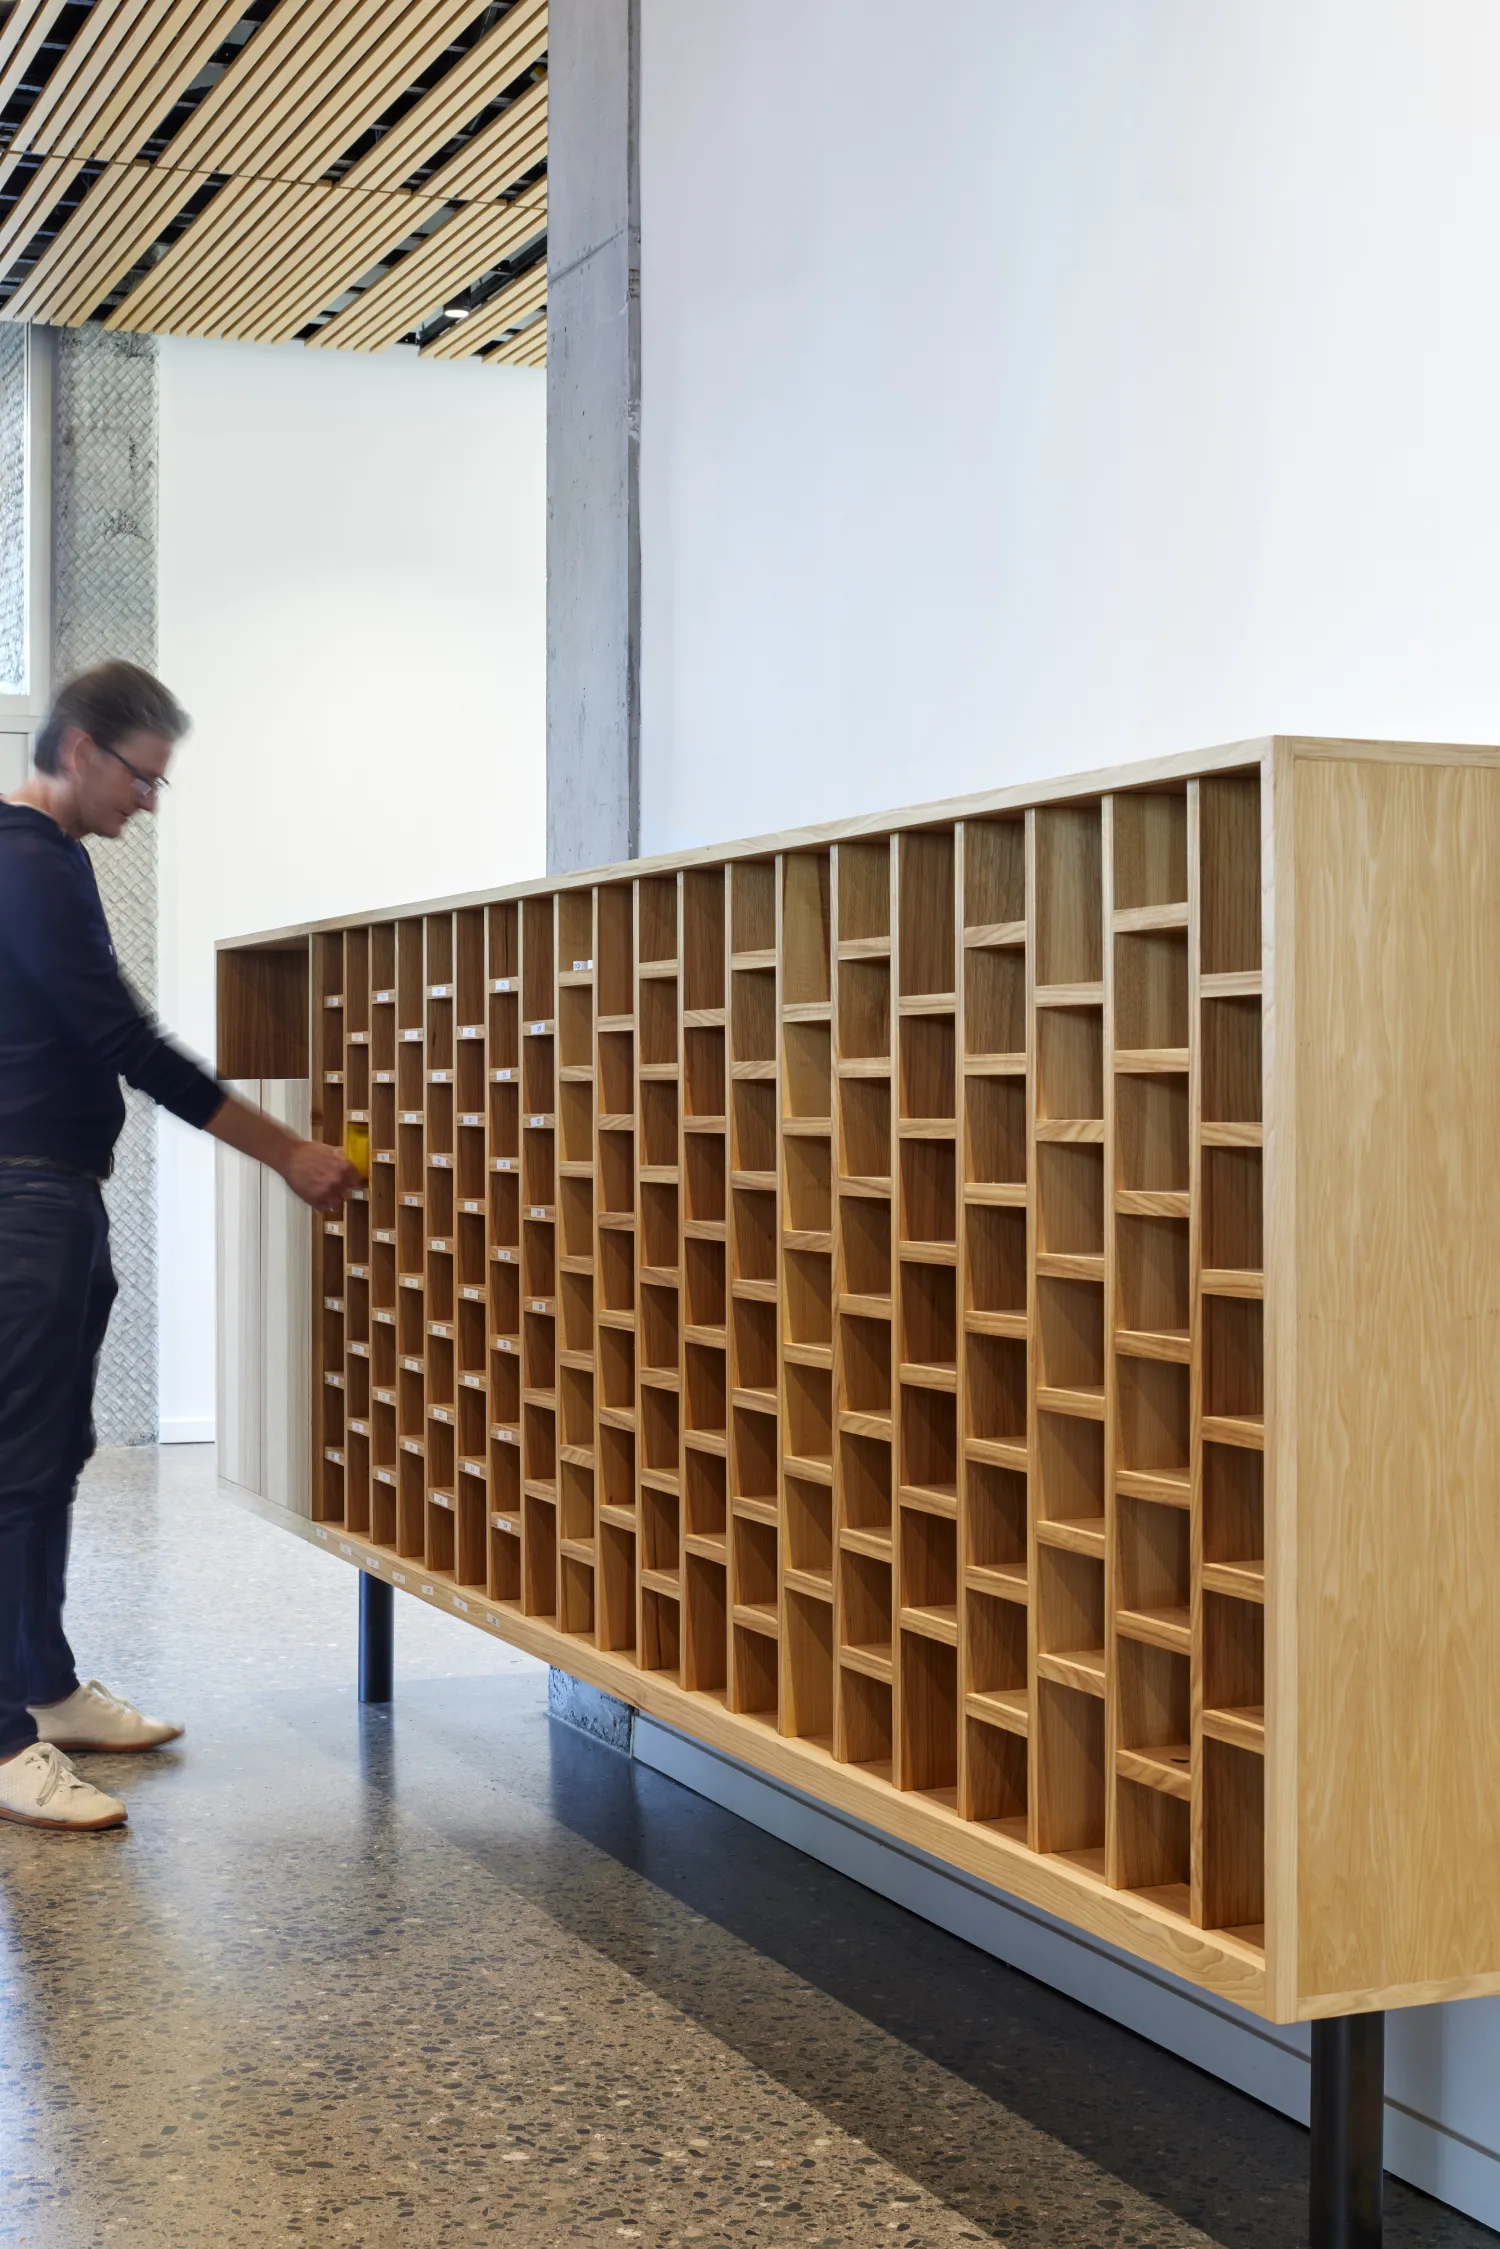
[218,737,1500,2027]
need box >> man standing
[0,660,355,1832]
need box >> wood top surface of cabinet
[217,733,1500,2025]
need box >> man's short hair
[33,661,190,776]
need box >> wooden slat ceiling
[0,0,547,364]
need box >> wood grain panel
[1292,751,1500,2003]
[219,945,310,1079]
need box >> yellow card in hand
[345,1123,370,1179]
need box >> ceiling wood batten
[0,0,547,362]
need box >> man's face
[66,726,174,840]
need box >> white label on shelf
[460,1285,484,1300]
[529,1206,546,1220]
[348,1263,368,1279]
[452,1595,468,1613]
[374,1070,394,1083]
[491,1068,514,1082]
[530,1021,548,1035]
[316,1526,329,1542]
[528,1114,546,1128]
[400,1439,423,1455]
[461,1198,484,1213]
[324,1447,343,1464]
[325,1371,344,1387]
[432,1408,452,1423]
[490,977,513,993]
[495,1337,516,1352]
[326,1220,344,1236]
[429,1322,452,1338]
[350,1342,369,1358]
[374,1386,394,1404]
[494,1427,517,1444]
[400,1110,422,1124]
[392,1569,406,1585]
[461,1374,485,1389]
[427,983,452,999]
[324,995,342,1008]
[339,1541,353,1556]
[375,1468,395,1485]
[349,1419,368,1435]
[325,1070,343,1084]
[374,1228,394,1242]
[429,1069,451,1083]
[492,1157,516,1172]
[421,1582,434,1597]
[348,1110,369,1124]
[401,1029,422,1043]
[431,1154,452,1169]
[373,989,394,1004]
[459,1025,483,1039]
[531,1298,547,1313]
[402,1356,422,1372]
[401,1193,422,1206]
[495,1249,515,1264]
[572,959,593,972]
[324,1296,343,1311]
[460,1113,484,1127]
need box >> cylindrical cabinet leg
[1310,2013,1385,2249]
[358,1572,394,1704]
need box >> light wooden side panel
[1291,750,1500,2007]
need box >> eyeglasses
[98,741,170,803]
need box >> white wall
[638,1,1500,2224]
[156,335,545,1441]
[639,0,1500,854]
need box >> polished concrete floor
[0,1449,1488,2248]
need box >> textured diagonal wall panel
[0,323,27,692]
[53,326,161,1447]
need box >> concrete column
[546,11,642,1733]
[52,326,161,1445]
[546,0,640,875]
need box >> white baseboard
[158,1417,216,1444]
[633,1715,1500,2232]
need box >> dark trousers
[0,1170,116,1758]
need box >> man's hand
[282,1139,359,1213]
[207,1093,358,1209]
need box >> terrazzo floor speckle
[0,1449,1486,2247]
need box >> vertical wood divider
[631,875,645,1661]
[1101,798,1122,1887]
[1186,783,1209,1924]
[828,844,847,1758]
[1023,810,1043,1852]
[953,823,972,1817]
[889,835,907,1788]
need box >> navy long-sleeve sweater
[0,802,223,1176]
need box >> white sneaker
[30,1679,184,1754]
[0,1743,127,1831]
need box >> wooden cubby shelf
[220,735,1500,2027]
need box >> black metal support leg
[358,1572,394,1704]
[1311,2013,1385,2248]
